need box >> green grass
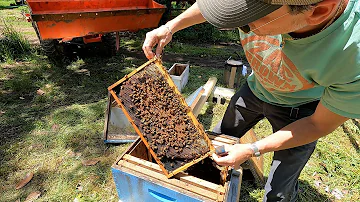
[172,23,240,43]
[0,0,14,8]
[250,119,360,201]
[166,42,242,58]
[0,22,33,62]
[0,53,131,201]
[1,4,359,202]
[120,32,242,59]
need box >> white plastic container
[168,63,189,92]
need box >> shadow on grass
[341,124,360,152]
[0,45,140,172]
[197,102,215,130]
[352,119,360,130]
[0,46,140,201]
[239,175,332,202]
[0,5,19,10]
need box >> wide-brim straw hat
[197,0,324,28]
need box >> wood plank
[190,88,205,111]
[103,92,112,141]
[186,86,203,107]
[225,167,243,202]
[176,173,225,194]
[209,135,238,145]
[127,140,150,161]
[239,129,258,144]
[118,166,213,202]
[192,77,218,117]
[114,137,141,165]
[211,141,236,149]
[119,160,219,200]
[239,129,264,185]
[124,154,226,196]
[228,67,237,89]
[209,133,240,142]
[211,141,224,147]
[123,154,162,172]
[108,57,157,91]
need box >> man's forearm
[256,111,347,154]
[256,117,325,154]
[165,3,206,34]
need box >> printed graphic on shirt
[241,34,315,92]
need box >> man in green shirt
[142,0,359,201]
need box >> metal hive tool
[108,57,215,178]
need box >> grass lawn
[1,3,359,202]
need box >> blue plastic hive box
[112,135,242,202]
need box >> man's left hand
[212,144,253,167]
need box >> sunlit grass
[0,21,33,62]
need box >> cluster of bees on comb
[119,65,209,170]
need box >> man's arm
[142,2,206,59]
[257,102,348,153]
[163,2,206,34]
[212,102,349,167]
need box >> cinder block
[212,87,235,105]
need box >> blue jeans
[213,82,318,202]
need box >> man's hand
[142,25,173,59]
[212,144,253,168]
[142,2,206,59]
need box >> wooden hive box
[112,134,243,202]
[108,57,214,178]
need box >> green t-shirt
[240,0,360,118]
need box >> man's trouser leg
[212,82,264,136]
[263,100,319,202]
[212,82,319,202]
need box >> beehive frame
[108,57,215,178]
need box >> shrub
[173,23,239,43]
[156,1,239,43]
[0,21,32,62]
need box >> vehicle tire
[40,39,71,65]
[101,32,117,56]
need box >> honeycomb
[116,62,211,173]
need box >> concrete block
[212,87,235,105]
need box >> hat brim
[197,0,282,28]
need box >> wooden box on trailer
[112,134,243,202]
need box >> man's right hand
[142,2,206,59]
[142,25,173,60]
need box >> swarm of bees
[119,64,210,170]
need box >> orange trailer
[25,0,166,60]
